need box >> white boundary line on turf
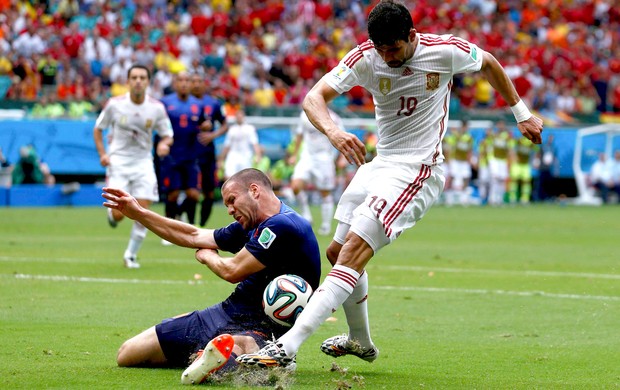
[6,273,619,302]
[10,273,199,285]
[374,285,620,302]
[371,265,620,280]
[2,256,620,280]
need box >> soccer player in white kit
[219,110,262,180]
[238,0,543,367]
[94,64,173,268]
[289,109,343,235]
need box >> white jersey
[296,110,341,160]
[223,122,259,178]
[223,122,259,156]
[324,34,483,165]
[95,93,173,164]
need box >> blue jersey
[161,93,204,162]
[214,202,321,325]
[196,94,226,159]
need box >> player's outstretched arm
[303,79,366,166]
[479,50,543,144]
[102,187,218,249]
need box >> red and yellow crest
[426,73,440,91]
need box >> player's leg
[199,158,216,227]
[508,163,519,204]
[291,178,311,222]
[291,158,313,222]
[325,226,375,355]
[520,165,532,204]
[315,160,336,235]
[123,164,159,267]
[106,168,129,227]
[178,162,201,225]
[236,164,374,366]
[318,190,334,235]
[117,326,168,367]
[122,198,151,268]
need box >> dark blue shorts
[155,303,271,367]
[160,158,199,192]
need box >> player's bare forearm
[303,81,366,165]
[480,51,520,106]
[195,248,264,283]
[102,187,217,249]
[480,51,543,144]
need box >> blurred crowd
[0,0,619,120]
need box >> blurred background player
[289,108,343,235]
[93,64,173,268]
[535,134,558,202]
[488,120,512,205]
[475,127,493,205]
[218,109,262,181]
[587,152,616,204]
[190,73,229,227]
[445,118,474,205]
[509,134,539,204]
[160,72,205,230]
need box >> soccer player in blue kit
[101,168,321,384]
[160,72,205,226]
[190,73,229,227]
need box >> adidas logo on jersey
[402,67,413,76]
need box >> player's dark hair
[227,168,273,191]
[368,1,414,46]
[127,64,151,80]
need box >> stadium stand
[0,1,619,206]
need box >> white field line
[374,285,620,302]
[5,273,619,302]
[2,256,620,280]
[371,265,620,280]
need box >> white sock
[342,271,374,348]
[297,191,311,221]
[320,194,334,229]
[125,222,147,258]
[279,265,359,355]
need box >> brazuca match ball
[263,274,313,327]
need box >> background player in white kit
[218,109,262,180]
[238,0,543,367]
[289,109,343,236]
[94,64,173,268]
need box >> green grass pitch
[1,203,619,389]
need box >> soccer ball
[263,274,313,327]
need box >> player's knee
[116,340,133,367]
[232,335,259,355]
[187,188,201,201]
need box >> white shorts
[224,153,253,178]
[449,160,472,181]
[478,165,490,182]
[334,157,445,252]
[106,158,159,202]
[489,158,509,181]
[292,155,336,191]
